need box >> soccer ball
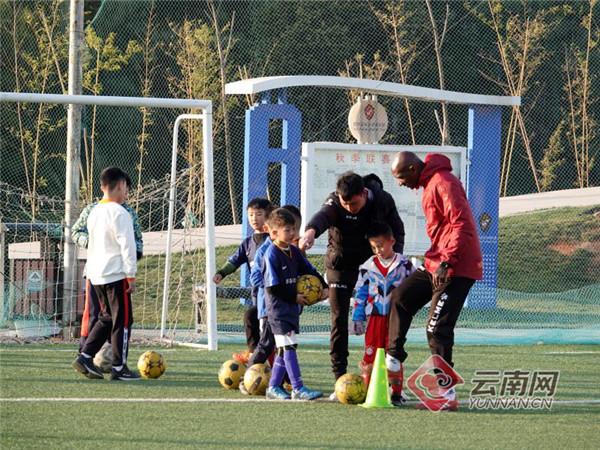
[218,359,246,389]
[335,373,367,404]
[296,274,323,305]
[93,343,113,373]
[243,363,271,395]
[137,350,167,379]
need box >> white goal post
[160,113,217,350]
[0,92,217,350]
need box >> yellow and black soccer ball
[296,274,323,305]
[93,343,113,373]
[137,350,167,379]
[218,359,246,389]
[243,363,271,395]
[335,373,367,404]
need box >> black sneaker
[72,355,104,379]
[391,392,409,407]
[110,365,141,381]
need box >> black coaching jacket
[305,180,405,272]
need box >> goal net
[1,94,599,349]
[0,93,220,348]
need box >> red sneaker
[358,360,373,388]
[387,363,404,406]
[232,349,251,365]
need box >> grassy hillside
[130,205,600,328]
[498,205,600,292]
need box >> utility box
[8,239,60,318]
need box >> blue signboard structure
[239,90,302,301]
[466,105,503,309]
[226,76,519,309]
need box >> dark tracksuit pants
[247,318,275,366]
[387,268,475,366]
[79,278,112,353]
[327,269,359,379]
[248,318,290,385]
[82,279,133,367]
[244,305,260,352]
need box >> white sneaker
[385,354,402,372]
[443,387,456,401]
[328,392,339,402]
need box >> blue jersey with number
[263,244,320,335]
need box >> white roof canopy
[225,75,520,106]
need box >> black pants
[244,305,260,352]
[82,279,133,367]
[248,318,275,366]
[79,278,113,353]
[387,268,475,366]
[327,269,359,379]
[79,278,98,353]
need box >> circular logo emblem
[348,95,388,144]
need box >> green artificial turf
[1,343,599,449]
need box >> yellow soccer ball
[218,359,246,389]
[137,350,167,379]
[335,373,367,405]
[296,274,323,305]
[243,363,271,395]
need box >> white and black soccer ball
[93,343,113,373]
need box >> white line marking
[0,397,284,403]
[0,348,180,353]
[1,397,599,405]
[528,399,600,405]
[542,351,600,355]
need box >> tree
[166,19,222,223]
[468,1,562,195]
[4,0,68,217]
[339,52,389,106]
[207,0,239,223]
[425,0,451,144]
[81,27,140,202]
[135,0,159,210]
[370,0,418,144]
[540,119,566,191]
[563,0,598,188]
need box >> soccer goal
[0,92,218,349]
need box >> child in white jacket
[72,167,139,381]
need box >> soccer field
[1,343,599,449]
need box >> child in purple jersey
[262,208,328,400]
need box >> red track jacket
[419,153,483,280]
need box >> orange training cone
[361,348,393,408]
